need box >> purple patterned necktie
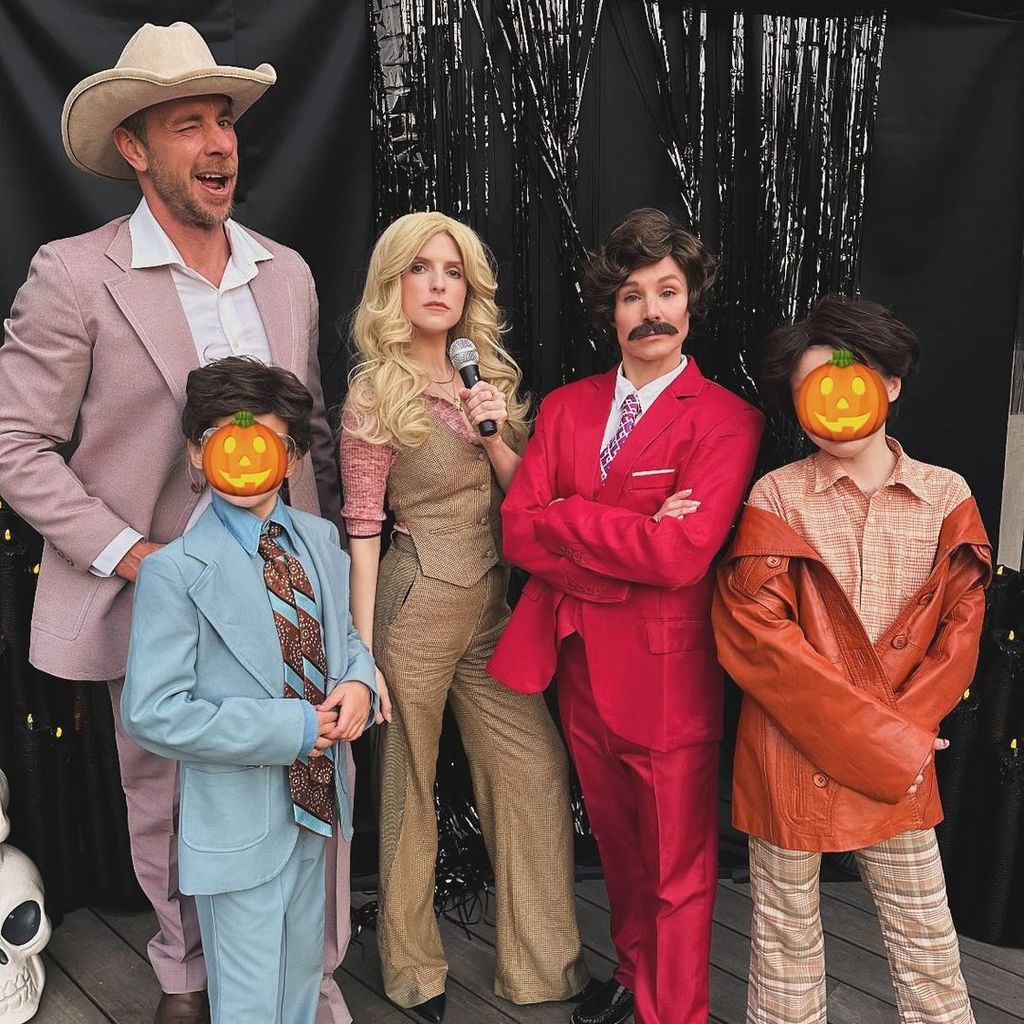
[599,391,641,480]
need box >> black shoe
[569,978,605,1004]
[570,978,634,1024]
[410,993,446,1023]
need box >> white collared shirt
[128,196,274,364]
[599,355,688,454]
[91,198,275,577]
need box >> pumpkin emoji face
[795,349,889,442]
[201,411,288,496]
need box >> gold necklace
[429,369,460,407]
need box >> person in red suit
[487,209,764,1024]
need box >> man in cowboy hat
[0,22,353,1024]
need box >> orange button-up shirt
[746,438,971,642]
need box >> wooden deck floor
[36,879,1024,1023]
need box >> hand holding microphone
[449,337,501,438]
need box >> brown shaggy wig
[182,356,314,453]
[582,208,718,332]
[759,295,920,419]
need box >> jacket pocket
[761,716,837,835]
[179,765,271,853]
[374,544,421,642]
[32,565,105,641]
[645,617,713,653]
[627,468,678,490]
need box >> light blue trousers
[195,829,327,1024]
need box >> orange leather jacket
[712,498,991,852]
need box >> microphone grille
[448,337,479,372]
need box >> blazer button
[812,772,829,788]
[484,550,494,558]
[479,483,488,491]
[765,556,781,567]
[479,516,489,525]
[892,635,908,649]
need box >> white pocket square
[631,468,675,477]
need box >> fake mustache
[628,321,679,341]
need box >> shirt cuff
[342,516,385,538]
[300,701,318,755]
[360,680,378,731]
[90,527,144,578]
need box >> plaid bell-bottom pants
[746,829,974,1024]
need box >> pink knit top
[340,396,483,538]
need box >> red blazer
[488,360,764,751]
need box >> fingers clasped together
[308,680,374,756]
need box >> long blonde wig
[345,212,530,450]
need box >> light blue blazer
[122,503,377,897]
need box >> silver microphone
[448,338,497,437]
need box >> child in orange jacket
[713,296,990,1024]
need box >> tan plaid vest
[386,414,506,587]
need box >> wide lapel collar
[248,256,298,374]
[103,220,199,406]
[289,514,346,681]
[599,357,706,506]
[183,508,283,698]
[574,368,618,500]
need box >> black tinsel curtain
[369,1,884,447]
[363,0,887,909]
[610,6,885,466]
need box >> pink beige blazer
[0,216,338,681]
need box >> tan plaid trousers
[747,830,974,1024]
[373,535,587,1008]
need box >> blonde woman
[340,213,589,1023]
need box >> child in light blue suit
[123,357,377,1024]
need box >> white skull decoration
[0,770,51,1024]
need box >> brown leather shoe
[154,990,210,1024]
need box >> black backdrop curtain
[859,11,1024,535]
[0,0,372,402]
[2,1,1024,923]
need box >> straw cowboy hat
[62,22,276,181]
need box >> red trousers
[557,634,718,1024]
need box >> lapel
[103,220,198,406]
[574,368,618,500]
[183,507,283,698]
[248,256,298,374]
[288,513,347,684]
[599,358,707,506]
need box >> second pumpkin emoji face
[795,349,889,442]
